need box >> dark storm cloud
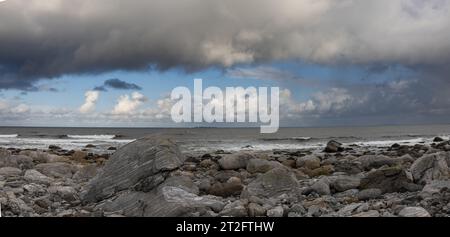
[1,0,450,90]
[94,78,142,92]
[92,86,107,92]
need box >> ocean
[1,124,450,153]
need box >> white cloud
[299,88,355,114]
[112,92,147,115]
[11,104,30,114]
[0,100,9,111]
[0,100,30,114]
[388,79,415,91]
[79,90,100,114]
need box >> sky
[1,0,450,127]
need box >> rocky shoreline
[1,135,450,217]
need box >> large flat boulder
[83,136,186,203]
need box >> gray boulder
[72,164,98,182]
[0,167,22,177]
[410,153,449,184]
[19,151,59,164]
[359,155,399,170]
[332,176,361,192]
[23,184,46,197]
[246,159,281,174]
[0,148,11,158]
[162,175,199,195]
[0,154,34,170]
[334,189,359,199]
[213,170,241,183]
[208,177,243,197]
[356,188,382,201]
[0,149,12,167]
[48,186,78,202]
[324,140,343,153]
[35,162,75,179]
[12,155,34,170]
[0,155,16,168]
[420,180,450,199]
[248,203,266,217]
[220,200,248,217]
[434,137,445,142]
[360,166,421,193]
[307,179,331,196]
[218,153,254,170]
[83,136,186,203]
[337,203,367,216]
[24,169,54,185]
[398,207,431,217]
[2,192,33,216]
[241,167,299,199]
[296,155,321,169]
[267,206,284,217]
[445,152,450,166]
[352,210,381,217]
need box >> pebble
[267,206,284,217]
[248,203,266,217]
[352,210,381,217]
[398,207,431,217]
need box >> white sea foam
[346,137,428,147]
[260,136,312,141]
[292,137,312,141]
[0,134,18,138]
[182,142,324,152]
[0,135,135,152]
[183,136,436,152]
[67,135,116,140]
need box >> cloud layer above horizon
[1,0,450,90]
[1,0,450,127]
